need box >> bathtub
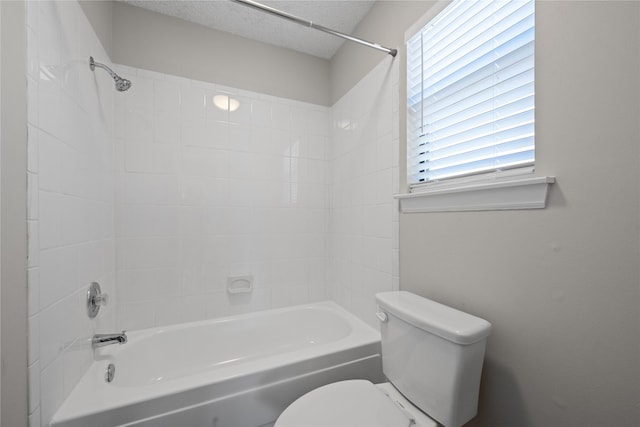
[51,301,383,427]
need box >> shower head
[89,56,132,92]
[114,76,132,92]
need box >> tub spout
[92,331,127,348]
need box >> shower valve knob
[94,293,109,306]
[87,282,108,318]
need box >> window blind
[407,0,535,185]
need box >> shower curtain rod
[229,0,397,57]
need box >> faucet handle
[87,282,108,318]
[94,292,109,306]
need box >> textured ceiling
[118,0,376,59]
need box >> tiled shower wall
[26,1,117,426]
[27,1,397,424]
[328,59,400,328]
[114,67,330,330]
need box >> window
[407,0,536,187]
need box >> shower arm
[89,56,119,80]
[229,0,397,57]
[89,56,132,92]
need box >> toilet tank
[376,291,491,427]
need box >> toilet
[275,291,492,427]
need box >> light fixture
[213,94,240,112]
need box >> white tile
[124,173,181,205]
[154,79,181,114]
[39,247,78,310]
[28,125,39,173]
[182,147,228,178]
[31,2,118,424]
[271,103,291,130]
[117,301,155,331]
[58,145,83,198]
[181,85,206,120]
[28,268,40,316]
[28,173,39,221]
[228,288,272,315]
[228,123,252,152]
[26,0,39,31]
[376,169,393,204]
[179,295,207,323]
[226,179,255,207]
[38,1,62,78]
[40,357,64,426]
[28,76,39,127]
[125,111,153,146]
[228,95,252,125]
[153,143,180,174]
[125,139,153,173]
[226,151,255,180]
[106,62,399,333]
[29,406,41,427]
[308,109,329,135]
[204,292,231,319]
[38,132,60,193]
[77,241,109,286]
[305,134,328,160]
[39,295,79,368]
[28,361,41,415]
[62,338,92,397]
[38,83,63,140]
[153,297,183,327]
[251,99,271,127]
[206,120,230,149]
[28,314,40,366]
[272,285,308,308]
[28,221,40,269]
[126,77,154,114]
[179,206,206,237]
[118,237,180,270]
[181,118,208,147]
[267,154,291,183]
[376,132,394,172]
[154,112,181,145]
[201,263,230,294]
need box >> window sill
[395,175,555,213]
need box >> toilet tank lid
[376,291,492,345]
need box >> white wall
[26,2,117,425]
[114,66,330,329]
[333,1,640,426]
[330,1,436,105]
[112,2,331,106]
[78,1,113,58]
[398,2,640,426]
[1,1,28,425]
[328,58,400,327]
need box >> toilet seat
[275,380,437,427]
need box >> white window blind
[407,0,535,186]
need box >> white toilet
[275,291,492,427]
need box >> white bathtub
[52,301,383,427]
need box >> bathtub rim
[52,300,381,426]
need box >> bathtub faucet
[92,331,127,348]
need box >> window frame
[398,0,553,212]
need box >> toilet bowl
[275,291,492,427]
[275,379,437,427]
